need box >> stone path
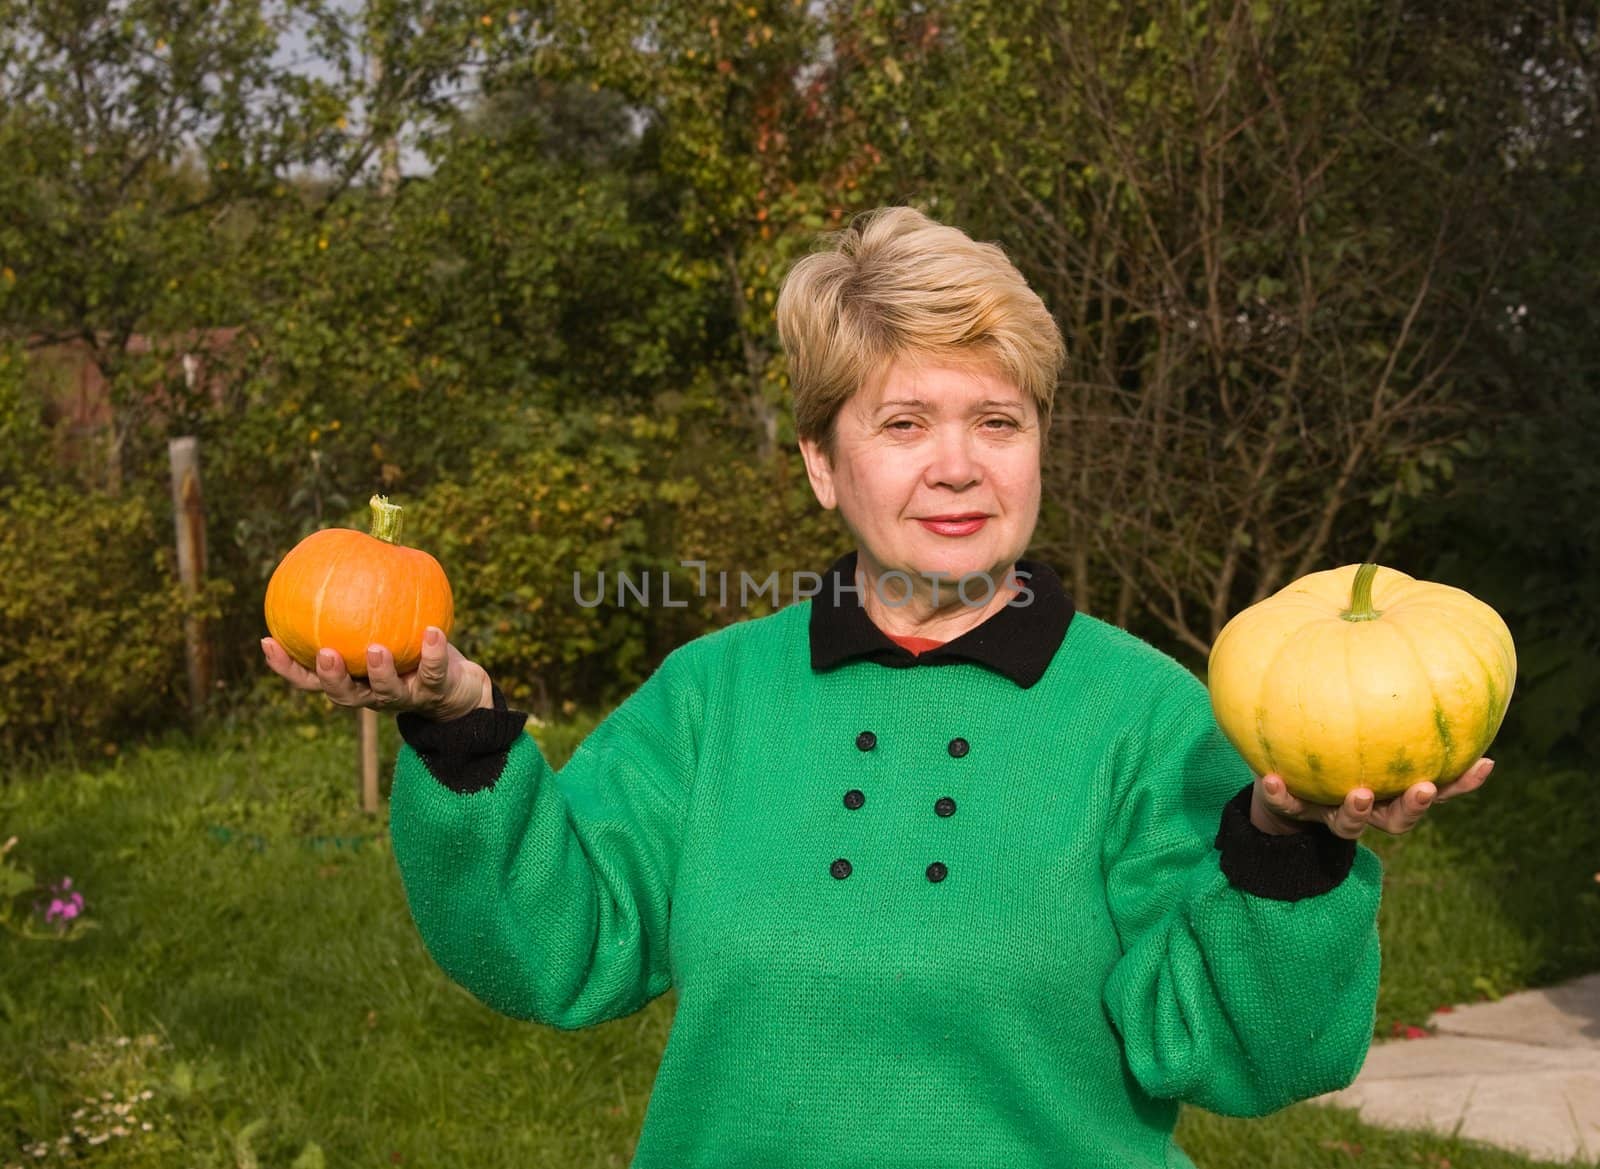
[1314,972,1600,1163]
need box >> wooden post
[167,437,212,719]
[357,708,380,814]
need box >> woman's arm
[1098,668,1383,1118]
[388,644,704,1029]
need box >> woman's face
[799,357,1042,593]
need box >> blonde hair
[776,206,1065,459]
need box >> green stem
[368,494,403,544]
[1341,562,1382,622]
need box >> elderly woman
[263,206,1491,1167]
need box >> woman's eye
[887,420,918,432]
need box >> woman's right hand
[261,626,494,720]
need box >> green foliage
[0,342,51,490]
[0,482,232,764]
[1390,37,1600,768]
[1406,412,1600,768]
[409,411,840,713]
[0,0,1593,752]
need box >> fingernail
[425,627,441,647]
[318,649,336,668]
[260,638,271,656]
[1354,794,1373,812]
[367,646,382,665]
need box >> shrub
[407,407,841,715]
[0,481,231,765]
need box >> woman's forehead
[858,356,1027,407]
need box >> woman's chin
[897,547,1016,589]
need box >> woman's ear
[798,436,838,510]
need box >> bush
[0,481,231,766]
[407,407,841,715]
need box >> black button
[934,796,956,817]
[947,738,969,758]
[830,858,853,880]
[856,731,877,751]
[844,789,865,810]
[926,861,948,883]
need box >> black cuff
[396,682,529,795]
[1214,783,1357,902]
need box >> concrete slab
[1432,973,1600,1049]
[1313,973,1600,1163]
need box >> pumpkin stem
[1341,562,1382,622]
[368,494,404,545]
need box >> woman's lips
[918,517,988,536]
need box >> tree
[873,0,1533,656]
[0,0,509,491]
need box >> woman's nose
[925,426,981,489]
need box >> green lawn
[2,695,1596,1168]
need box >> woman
[262,206,1492,1167]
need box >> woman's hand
[1250,757,1496,840]
[260,626,494,721]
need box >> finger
[262,637,323,692]
[1371,781,1436,835]
[414,626,450,696]
[1258,773,1307,819]
[363,644,405,706]
[1329,788,1374,839]
[316,647,373,707]
[1436,756,1495,802]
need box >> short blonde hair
[776,206,1065,459]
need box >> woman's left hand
[1251,757,1496,840]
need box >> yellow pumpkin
[1207,563,1515,804]
[264,494,453,678]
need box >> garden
[3,0,1598,1164]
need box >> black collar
[808,550,1075,688]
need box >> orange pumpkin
[264,494,453,678]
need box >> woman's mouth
[917,515,988,537]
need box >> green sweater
[389,557,1382,1167]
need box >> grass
[1,692,1597,1168]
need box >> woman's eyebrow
[875,398,1024,411]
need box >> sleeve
[387,646,703,1030]
[1099,668,1384,1118]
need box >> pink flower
[40,878,85,930]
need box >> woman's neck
[855,559,1024,641]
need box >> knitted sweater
[389,554,1382,1167]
